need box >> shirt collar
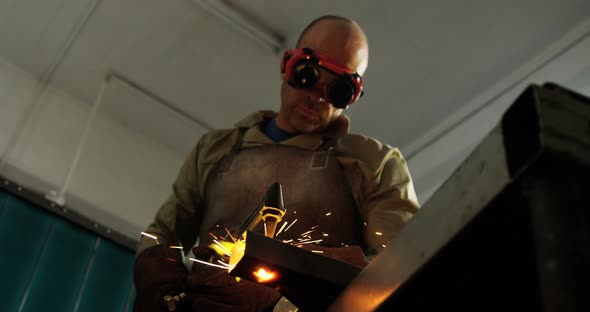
[235,110,349,150]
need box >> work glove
[186,246,282,312]
[133,245,190,311]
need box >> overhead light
[192,0,284,52]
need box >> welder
[133,14,420,312]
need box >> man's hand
[185,246,282,312]
[133,245,189,311]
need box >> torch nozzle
[260,183,286,238]
[236,182,287,239]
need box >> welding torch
[236,182,287,239]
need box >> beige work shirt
[138,111,420,259]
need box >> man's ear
[280,49,292,80]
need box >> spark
[300,230,315,237]
[294,239,323,245]
[169,246,183,249]
[141,232,160,244]
[217,260,234,268]
[224,227,236,243]
[283,239,293,243]
[322,233,329,237]
[208,232,218,240]
[189,258,229,270]
[276,221,288,237]
[364,222,367,226]
[325,212,332,216]
[311,250,324,253]
[382,244,387,248]
[213,240,232,256]
[375,232,383,236]
[283,219,297,233]
[264,222,268,237]
[311,225,319,229]
[294,211,297,214]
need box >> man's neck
[262,118,298,142]
[274,113,298,133]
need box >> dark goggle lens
[327,79,355,108]
[292,63,319,88]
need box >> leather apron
[200,132,364,248]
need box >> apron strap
[312,137,337,168]
[217,128,247,173]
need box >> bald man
[133,15,419,312]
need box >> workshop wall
[0,59,188,241]
[0,188,135,311]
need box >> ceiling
[1,0,590,206]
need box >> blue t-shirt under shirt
[262,118,297,142]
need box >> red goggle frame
[281,48,364,109]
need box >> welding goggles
[281,47,364,109]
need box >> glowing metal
[228,239,246,270]
[253,268,277,283]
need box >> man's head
[276,16,369,134]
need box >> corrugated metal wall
[0,188,135,312]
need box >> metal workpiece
[328,83,590,311]
[230,231,361,312]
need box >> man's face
[276,20,368,134]
[279,67,346,133]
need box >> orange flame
[253,268,277,283]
